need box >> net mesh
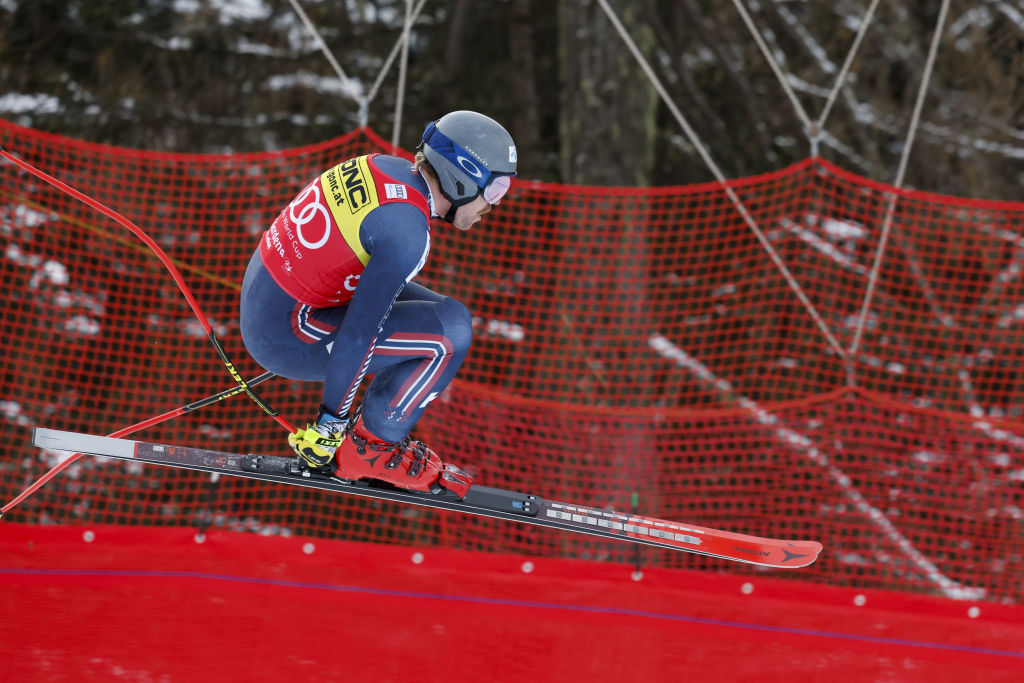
[2,118,1023,602]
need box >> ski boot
[333,412,473,498]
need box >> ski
[31,428,822,568]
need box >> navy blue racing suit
[240,154,472,442]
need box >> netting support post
[391,0,414,149]
[807,122,822,159]
[844,356,858,389]
[596,0,844,359]
[630,491,644,579]
[194,472,223,542]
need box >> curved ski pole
[0,145,296,434]
[0,371,277,519]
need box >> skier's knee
[440,297,473,355]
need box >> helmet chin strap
[443,203,459,224]
[422,173,461,225]
[440,187,477,224]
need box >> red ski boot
[334,414,473,498]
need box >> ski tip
[779,541,823,568]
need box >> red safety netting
[1,118,1023,602]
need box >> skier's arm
[320,203,430,417]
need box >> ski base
[31,428,822,568]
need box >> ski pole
[0,371,277,519]
[0,145,296,435]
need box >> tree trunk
[556,0,661,559]
[508,0,541,173]
[558,0,658,186]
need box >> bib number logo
[290,183,332,250]
[340,158,371,214]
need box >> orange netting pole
[1,371,276,518]
[1,144,297,516]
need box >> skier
[239,111,517,498]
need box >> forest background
[0,0,1021,199]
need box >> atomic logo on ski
[782,548,812,564]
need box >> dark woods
[0,0,1021,198]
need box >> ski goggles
[482,175,513,205]
[421,122,516,205]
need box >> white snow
[173,0,271,24]
[950,6,995,41]
[920,121,1024,161]
[0,93,60,114]
[29,260,69,288]
[989,453,1011,467]
[991,1,1024,32]
[780,67,1024,162]
[5,243,42,268]
[149,36,193,51]
[235,38,283,56]
[711,283,737,297]
[2,204,58,232]
[216,0,272,23]
[39,447,79,467]
[265,73,364,102]
[180,318,228,339]
[648,331,987,601]
[199,424,233,440]
[474,316,525,343]
[910,450,949,465]
[996,303,1024,329]
[820,217,867,241]
[65,315,101,336]
[885,361,906,375]
[773,217,867,275]
[0,400,30,426]
[776,4,836,74]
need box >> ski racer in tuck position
[240,111,517,499]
